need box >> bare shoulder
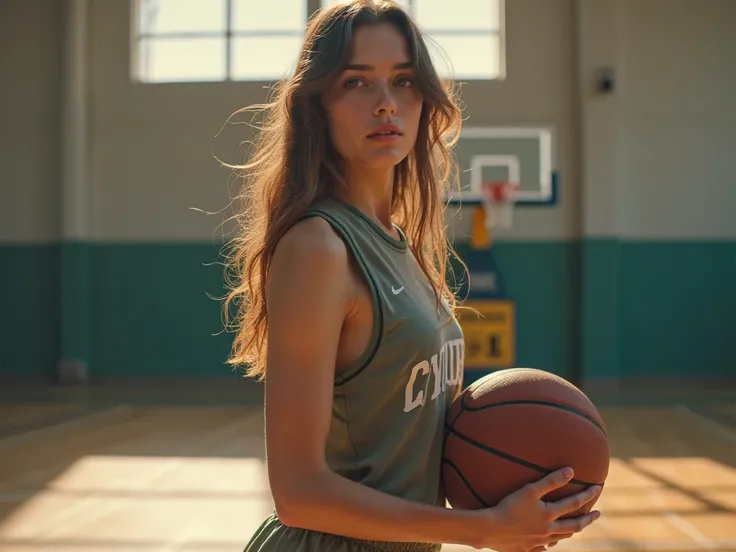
[267,215,353,313]
[274,216,347,262]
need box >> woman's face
[322,23,423,172]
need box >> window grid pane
[320,0,410,8]
[415,0,500,32]
[136,31,226,39]
[427,33,501,80]
[232,0,306,32]
[137,0,227,35]
[137,37,227,83]
[420,29,501,37]
[318,0,503,81]
[133,0,504,82]
[134,0,308,82]
[230,34,304,81]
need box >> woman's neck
[339,164,396,231]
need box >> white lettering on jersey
[404,338,465,413]
[404,360,429,412]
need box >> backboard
[447,126,559,206]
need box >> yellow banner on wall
[456,299,516,369]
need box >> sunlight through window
[133,0,504,83]
[320,0,505,80]
[133,0,307,82]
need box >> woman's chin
[361,149,411,169]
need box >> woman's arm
[262,217,601,550]
[263,217,482,547]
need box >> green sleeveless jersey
[303,198,466,507]
[244,198,466,551]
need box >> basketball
[442,367,610,513]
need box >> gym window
[132,0,307,83]
[321,0,506,80]
[132,0,505,83]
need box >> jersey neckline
[337,199,408,252]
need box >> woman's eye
[396,76,414,87]
[344,77,365,88]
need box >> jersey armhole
[298,210,384,386]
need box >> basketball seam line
[461,396,607,435]
[444,424,604,488]
[441,458,490,509]
[443,399,466,452]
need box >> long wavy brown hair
[222,0,466,381]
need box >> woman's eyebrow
[343,61,413,71]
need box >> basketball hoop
[481,181,519,230]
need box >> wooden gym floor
[0,383,734,552]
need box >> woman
[223,1,602,551]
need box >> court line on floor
[0,488,272,502]
[0,404,131,450]
[4,538,735,551]
[658,403,736,551]
[663,512,716,550]
[0,537,243,550]
[443,540,736,551]
[662,402,736,551]
[675,404,736,444]
[647,477,716,551]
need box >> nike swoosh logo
[392,286,404,295]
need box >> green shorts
[244,512,442,552]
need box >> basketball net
[469,182,518,250]
[481,181,519,231]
